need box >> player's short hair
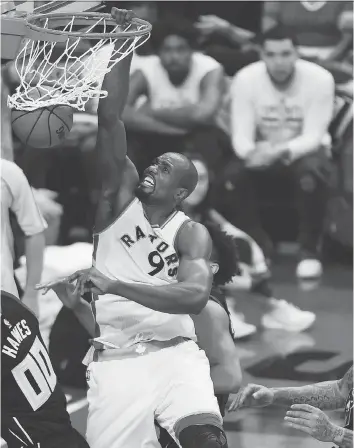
[203,220,241,286]
[257,25,298,47]
[150,18,198,51]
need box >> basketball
[11,87,73,148]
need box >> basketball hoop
[7,12,151,111]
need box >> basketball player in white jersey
[38,8,227,448]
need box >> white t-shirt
[138,52,221,110]
[1,160,47,296]
[230,59,335,160]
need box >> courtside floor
[2,258,352,448]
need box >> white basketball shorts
[85,340,223,448]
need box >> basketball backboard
[1,1,105,60]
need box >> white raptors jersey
[92,198,196,349]
[138,53,221,111]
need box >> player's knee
[178,424,228,448]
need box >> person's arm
[285,403,353,447]
[333,428,353,448]
[273,366,353,410]
[94,8,139,233]
[192,300,242,394]
[23,232,45,299]
[36,279,95,337]
[122,70,188,135]
[262,1,280,32]
[230,71,256,159]
[324,4,353,62]
[229,366,353,412]
[75,222,213,315]
[277,73,335,161]
[326,34,353,62]
[4,161,46,315]
[70,299,95,337]
[284,368,353,447]
[195,15,256,47]
[150,67,225,129]
[108,221,212,314]
[219,23,255,45]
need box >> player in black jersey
[1,290,89,448]
[229,365,353,448]
[157,221,242,447]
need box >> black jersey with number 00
[1,290,88,448]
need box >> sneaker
[296,259,323,279]
[263,330,315,356]
[261,299,316,332]
[228,309,257,339]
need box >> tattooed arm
[283,368,352,446]
[333,427,353,448]
[229,366,353,411]
[285,404,353,447]
[273,366,353,410]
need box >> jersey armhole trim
[93,197,138,236]
[173,218,192,254]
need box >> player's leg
[157,424,227,448]
[155,341,228,448]
[289,151,331,267]
[85,356,161,448]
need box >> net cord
[8,14,150,111]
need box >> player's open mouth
[141,174,155,190]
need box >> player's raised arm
[95,8,139,232]
[71,222,213,314]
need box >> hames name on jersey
[91,199,197,350]
[1,291,73,445]
[2,318,32,359]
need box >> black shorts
[3,427,89,448]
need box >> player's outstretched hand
[284,404,343,443]
[111,7,136,26]
[228,384,275,412]
[36,278,81,310]
[69,267,115,296]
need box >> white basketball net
[8,14,150,111]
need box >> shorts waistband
[92,336,190,362]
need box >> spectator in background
[181,153,316,335]
[1,159,46,316]
[194,14,259,77]
[220,26,335,280]
[262,1,353,63]
[123,19,227,175]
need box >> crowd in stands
[1,1,353,343]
